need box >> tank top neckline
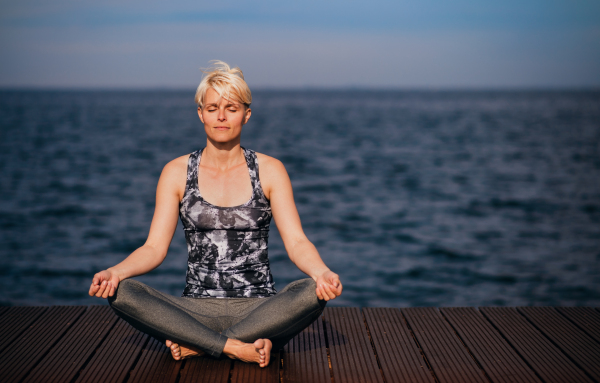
[193,147,258,210]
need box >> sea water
[0,89,599,307]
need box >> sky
[1,0,599,88]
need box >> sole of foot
[223,338,273,368]
[165,340,205,360]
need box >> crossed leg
[108,278,325,367]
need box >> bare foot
[223,338,273,368]
[165,339,205,360]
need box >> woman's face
[198,88,251,144]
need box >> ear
[197,107,204,124]
[243,107,251,125]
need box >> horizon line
[1,85,599,92]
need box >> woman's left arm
[258,154,342,301]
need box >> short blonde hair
[194,61,252,108]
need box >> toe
[253,339,265,349]
[260,357,270,368]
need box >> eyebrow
[205,102,241,108]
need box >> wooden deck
[1,306,599,382]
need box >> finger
[89,284,99,296]
[328,274,342,295]
[315,286,324,300]
[95,285,105,297]
[96,280,107,297]
[95,290,105,298]
[331,275,341,288]
[326,285,337,300]
[90,274,105,296]
[102,282,111,299]
[318,285,330,301]
[322,283,336,300]
[109,283,116,297]
[317,286,328,301]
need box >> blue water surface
[0,89,599,307]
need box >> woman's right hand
[89,269,120,298]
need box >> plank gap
[555,308,600,346]
[478,308,547,383]
[399,309,439,383]
[517,307,600,382]
[321,315,335,383]
[439,308,493,383]
[227,356,234,383]
[120,330,151,383]
[18,307,87,383]
[68,311,121,383]
[361,309,387,383]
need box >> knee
[284,278,325,311]
[108,279,143,310]
[282,278,315,295]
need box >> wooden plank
[0,306,48,349]
[3,305,599,383]
[518,307,600,381]
[0,306,86,383]
[557,307,600,344]
[0,306,10,317]
[480,307,593,383]
[23,306,118,383]
[441,307,541,383]
[75,318,148,383]
[323,307,383,383]
[230,352,280,383]
[402,307,487,383]
[179,356,232,383]
[128,338,183,383]
[282,315,330,383]
[363,308,434,383]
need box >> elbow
[143,243,168,265]
[286,237,312,262]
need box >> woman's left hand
[315,270,343,301]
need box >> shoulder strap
[242,147,260,193]
[185,149,202,193]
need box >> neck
[202,139,245,171]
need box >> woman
[88,61,342,368]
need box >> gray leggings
[108,278,326,358]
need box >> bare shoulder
[255,152,291,199]
[255,152,287,176]
[161,154,190,179]
[256,153,285,174]
[158,154,190,199]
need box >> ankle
[223,339,244,358]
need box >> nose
[218,107,226,121]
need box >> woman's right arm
[88,156,188,299]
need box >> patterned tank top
[179,147,277,298]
